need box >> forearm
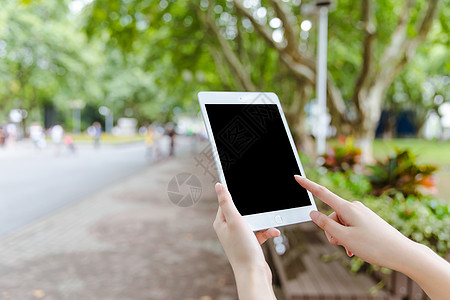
[396,241,450,299]
[233,265,277,300]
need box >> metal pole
[106,112,113,134]
[316,6,328,155]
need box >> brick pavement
[0,150,237,300]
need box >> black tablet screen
[205,104,311,216]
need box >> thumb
[310,211,346,241]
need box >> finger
[295,175,346,212]
[215,206,226,224]
[310,210,346,240]
[323,212,351,251]
[328,211,339,222]
[324,212,339,244]
[255,228,280,245]
[215,183,240,221]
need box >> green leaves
[310,146,450,273]
[368,148,438,197]
[0,1,86,121]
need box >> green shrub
[368,149,438,197]
[364,193,450,256]
[318,137,363,173]
[303,146,449,274]
[315,171,450,273]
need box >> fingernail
[215,182,223,194]
[294,175,302,180]
[310,210,320,220]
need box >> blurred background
[0,0,448,299]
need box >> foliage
[368,149,438,197]
[0,0,91,124]
[309,145,450,276]
[82,0,449,151]
[318,137,362,173]
[314,168,450,274]
[83,0,296,119]
[350,193,450,273]
[316,171,371,199]
[0,0,163,128]
[383,10,450,134]
[1,0,448,140]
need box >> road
[0,136,196,237]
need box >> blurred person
[190,129,202,153]
[138,125,148,136]
[0,126,5,148]
[5,123,17,147]
[50,124,64,155]
[165,123,176,157]
[145,125,155,163]
[29,122,46,150]
[63,135,76,154]
[213,177,450,300]
[153,125,164,162]
[87,122,102,148]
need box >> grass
[372,139,450,165]
[63,133,144,144]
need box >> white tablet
[198,91,317,231]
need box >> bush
[302,145,449,274]
[314,169,450,273]
[318,137,362,173]
[368,149,438,197]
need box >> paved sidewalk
[0,149,237,299]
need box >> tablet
[198,91,317,231]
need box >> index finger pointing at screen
[294,175,347,212]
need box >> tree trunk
[354,82,386,163]
[355,126,376,164]
[284,86,315,155]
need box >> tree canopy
[0,0,448,148]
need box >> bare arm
[213,183,278,300]
[295,175,450,300]
[233,265,277,300]
[397,241,450,300]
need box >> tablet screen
[205,104,311,216]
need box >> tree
[229,0,442,161]
[84,0,317,150]
[83,0,446,159]
[383,19,449,138]
[0,0,98,128]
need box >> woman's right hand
[294,175,414,271]
[294,175,450,299]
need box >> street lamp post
[99,106,113,133]
[316,0,331,155]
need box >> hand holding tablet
[214,175,450,300]
[199,91,317,231]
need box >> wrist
[233,263,275,300]
[233,261,271,277]
[392,239,430,276]
[393,241,450,299]
[383,236,418,272]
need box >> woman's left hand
[213,183,280,276]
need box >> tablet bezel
[198,91,317,231]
